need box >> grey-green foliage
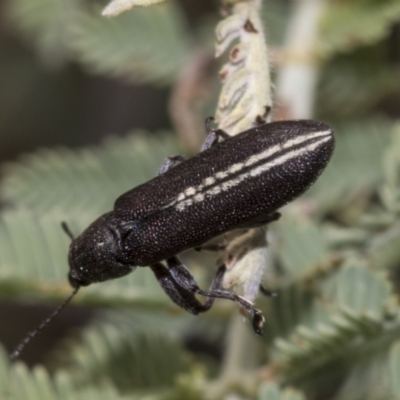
[1,132,179,215]
[263,123,400,398]
[316,0,400,118]
[257,383,306,400]
[0,345,129,400]
[5,0,400,121]
[307,119,390,210]
[2,121,400,399]
[316,48,400,119]
[3,0,400,399]
[49,310,189,393]
[68,2,189,85]
[319,0,400,58]
[6,0,188,83]
[5,0,81,66]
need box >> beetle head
[67,212,136,288]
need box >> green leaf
[308,120,390,211]
[368,220,400,270]
[6,0,189,84]
[319,0,400,58]
[257,383,306,400]
[316,50,400,119]
[69,2,189,85]
[6,0,82,66]
[274,263,398,383]
[332,335,400,400]
[0,345,131,400]
[331,349,391,400]
[264,285,330,345]
[1,132,179,215]
[330,263,392,316]
[390,340,400,397]
[380,123,400,214]
[275,217,330,283]
[50,310,189,392]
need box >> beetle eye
[68,273,90,288]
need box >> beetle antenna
[10,287,79,361]
[61,221,75,241]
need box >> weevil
[10,119,334,360]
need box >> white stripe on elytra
[166,130,331,210]
[175,136,331,211]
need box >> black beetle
[10,119,334,360]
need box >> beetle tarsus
[201,129,231,151]
[200,264,226,311]
[158,155,187,175]
[149,260,226,314]
[158,119,232,173]
[202,118,231,151]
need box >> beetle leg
[167,256,226,295]
[194,287,265,334]
[150,262,207,314]
[166,256,205,291]
[158,155,187,175]
[150,261,225,314]
[201,129,231,151]
[197,264,226,311]
[159,119,230,174]
[201,117,231,151]
[166,256,265,334]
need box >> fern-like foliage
[306,119,390,211]
[1,132,179,215]
[2,100,400,400]
[6,0,188,84]
[69,2,189,85]
[3,1,400,399]
[5,0,81,66]
[316,49,400,119]
[0,345,130,400]
[314,0,400,119]
[49,310,189,393]
[319,0,400,58]
[257,383,306,400]
[263,122,400,397]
